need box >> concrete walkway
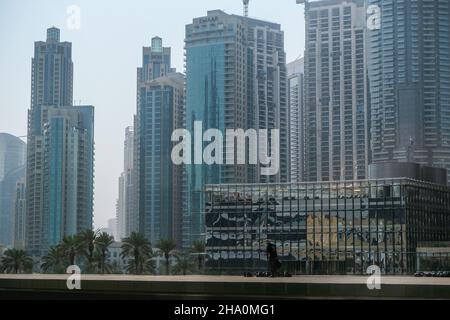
[1,275,450,299]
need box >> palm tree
[190,240,205,272]
[0,249,33,274]
[78,229,99,272]
[109,261,124,275]
[41,245,65,274]
[121,232,152,275]
[172,253,196,276]
[125,255,155,275]
[61,235,83,266]
[95,232,114,274]
[157,239,177,275]
[91,250,112,274]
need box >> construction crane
[243,0,250,17]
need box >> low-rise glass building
[204,179,450,275]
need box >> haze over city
[1,0,450,307]
[0,0,306,228]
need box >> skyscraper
[117,175,124,238]
[135,37,184,246]
[40,105,94,249]
[247,14,289,184]
[116,126,135,240]
[25,28,94,255]
[304,0,368,182]
[0,133,26,181]
[368,0,450,183]
[184,10,288,248]
[30,27,73,110]
[288,57,305,182]
[137,36,175,84]
[107,218,118,240]
[13,179,26,250]
[0,133,26,246]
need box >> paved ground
[1,274,450,285]
[1,275,450,299]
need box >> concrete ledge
[1,275,450,299]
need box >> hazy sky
[0,0,305,229]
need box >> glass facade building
[40,105,95,250]
[184,10,288,249]
[136,73,184,246]
[25,27,95,256]
[134,36,184,247]
[0,133,26,247]
[204,179,450,275]
[137,36,174,84]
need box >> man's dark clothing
[266,243,279,275]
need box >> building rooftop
[205,177,450,191]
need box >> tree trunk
[135,254,139,275]
[165,254,169,275]
[89,244,94,263]
[101,252,105,274]
[70,250,75,266]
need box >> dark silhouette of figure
[266,242,280,276]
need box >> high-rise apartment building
[184,10,288,248]
[107,218,118,240]
[117,175,124,238]
[248,15,289,184]
[135,37,184,247]
[288,57,305,182]
[0,133,26,181]
[40,105,94,249]
[30,27,73,110]
[137,36,175,84]
[13,179,26,249]
[368,0,450,183]
[304,0,368,182]
[0,133,26,246]
[116,126,135,240]
[25,28,94,256]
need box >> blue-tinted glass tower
[135,37,184,247]
[184,10,288,248]
[40,106,94,249]
[0,133,26,247]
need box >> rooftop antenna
[243,0,250,17]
